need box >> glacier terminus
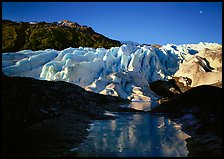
[2,42,222,101]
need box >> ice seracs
[174,43,222,87]
[2,42,222,101]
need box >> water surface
[71,103,190,157]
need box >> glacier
[2,42,222,101]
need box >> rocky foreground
[2,75,130,157]
[2,74,222,157]
[150,83,222,157]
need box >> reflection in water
[129,101,151,111]
[71,111,190,157]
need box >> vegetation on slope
[2,20,122,53]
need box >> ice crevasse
[2,42,222,101]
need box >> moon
[200,11,203,14]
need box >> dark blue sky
[2,2,222,45]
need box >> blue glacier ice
[2,42,222,101]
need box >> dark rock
[2,75,129,156]
[195,55,214,72]
[186,133,222,157]
[151,85,222,115]
[150,84,222,157]
[149,77,191,99]
[171,76,192,92]
[152,44,162,49]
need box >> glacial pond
[70,102,191,157]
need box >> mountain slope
[2,20,121,52]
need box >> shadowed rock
[2,75,129,157]
[150,84,222,157]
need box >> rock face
[149,76,192,104]
[2,42,222,101]
[2,75,129,157]
[151,85,222,157]
[149,78,188,98]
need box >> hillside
[2,20,121,52]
